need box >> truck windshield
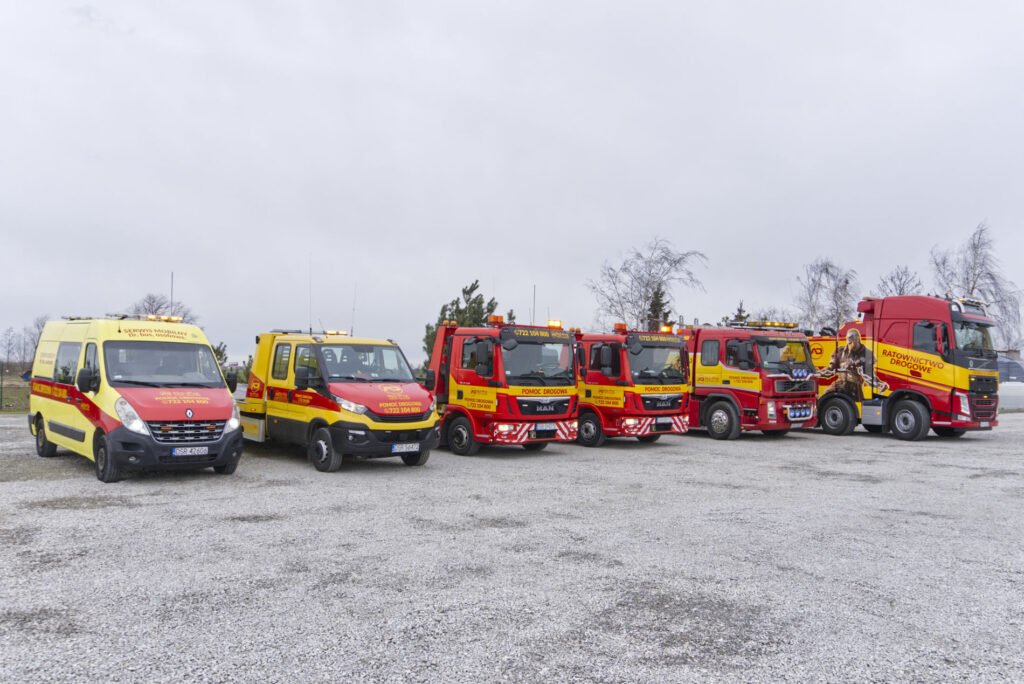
[320,344,415,382]
[952,320,995,357]
[103,342,225,388]
[503,342,573,386]
[628,345,687,385]
[754,338,814,373]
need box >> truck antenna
[532,284,536,325]
[308,263,313,335]
[350,283,357,336]
[170,271,174,311]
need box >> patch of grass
[0,385,29,413]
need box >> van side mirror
[423,369,436,390]
[225,371,238,394]
[294,366,310,390]
[76,367,98,393]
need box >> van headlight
[226,404,241,432]
[429,398,437,412]
[115,397,150,435]
[333,395,367,414]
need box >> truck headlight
[496,423,515,433]
[622,417,639,427]
[766,401,777,420]
[333,396,367,414]
[226,404,241,432]
[115,397,149,435]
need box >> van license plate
[172,446,209,456]
[535,422,556,431]
[391,443,419,454]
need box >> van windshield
[320,344,415,382]
[104,342,225,388]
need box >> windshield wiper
[166,382,221,388]
[111,379,162,387]
[329,375,371,382]
[372,377,412,383]
[507,373,545,385]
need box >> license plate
[656,417,673,424]
[981,421,990,428]
[790,422,803,429]
[534,422,556,431]
[391,443,419,454]
[172,446,209,456]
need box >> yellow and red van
[29,316,243,482]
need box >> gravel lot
[1,414,1023,683]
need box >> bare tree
[873,265,923,297]
[588,237,706,329]
[752,306,799,323]
[1,327,15,364]
[931,223,1022,348]
[127,294,197,323]
[795,259,859,333]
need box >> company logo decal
[185,408,194,419]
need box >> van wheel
[820,398,856,436]
[309,427,342,472]
[402,448,430,466]
[761,429,789,437]
[35,417,57,457]
[94,435,121,483]
[706,402,740,440]
[637,434,661,443]
[890,400,930,441]
[523,442,548,451]
[576,412,606,447]
[214,460,238,474]
[932,427,965,438]
[448,417,480,456]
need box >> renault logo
[185,408,194,419]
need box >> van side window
[271,344,292,380]
[912,322,937,354]
[83,343,99,384]
[701,340,720,366]
[54,342,82,385]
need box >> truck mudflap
[489,420,578,445]
[620,415,688,436]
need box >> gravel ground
[1,414,1023,683]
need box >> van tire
[576,412,606,447]
[706,401,741,440]
[35,417,57,458]
[448,417,480,456]
[94,435,121,483]
[890,400,930,441]
[820,398,856,436]
[637,434,661,443]
[309,427,342,472]
[214,460,238,474]
[401,449,430,466]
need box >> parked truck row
[27,294,1000,482]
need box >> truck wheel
[576,413,606,447]
[309,427,342,472]
[34,417,57,458]
[637,434,661,443]
[402,448,430,466]
[523,442,548,451]
[448,417,480,456]
[706,402,740,440]
[214,460,238,475]
[932,427,965,438]
[94,435,122,483]
[761,429,789,437]
[890,400,930,441]
[819,398,856,436]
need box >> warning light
[613,322,628,333]
[324,330,349,336]
[487,315,505,326]
[547,319,562,329]
[659,324,673,333]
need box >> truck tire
[890,400,930,441]
[761,429,789,437]
[309,427,342,472]
[819,398,856,436]
[576,412,606,447]
[34,416,57,458]
[94,435,122,483]
[523,442,548,451]
[448,417,480,456]
[706,401,740,440]
[932,427,965,438]
[637,434,661,443]
[402,448,430,466]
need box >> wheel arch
[886,389,932,412]
[699,393,740,427]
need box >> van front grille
[147,421,225,443]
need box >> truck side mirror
[599,345,615,376]
[294,366,310,390]
[625,333,643,355]
[76,367,97,393]
[423,368,436,390]
[499,326,518,351]
[475,340,494,377]
[225,371,238,394]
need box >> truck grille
[970,394,998,421]
[969,375,998,394]
[774,379,815,393]
[148,421,225,444]
[517,398,571,416]
[640,394,682,411]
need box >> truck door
[584,342,625,410]
[696,338,722,390]
[450,336,497,413]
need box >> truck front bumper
[330,420,441,458]
[487,419,578,445]
[106,426,244,471]
[618,414,688,436]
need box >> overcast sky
[2,1,1022,363]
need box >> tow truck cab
[810,295,999,440]
[573,324,689,447]
[425,316,578,455]
[681,322,819,439]
[238,330,439,471]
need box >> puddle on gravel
[225,513,285,523]
[0,608,82,637]
[23,495,138,510]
